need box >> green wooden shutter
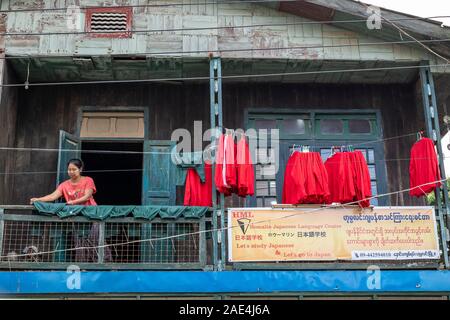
[141,140,176,205]
[141,141,176,263]
[57,130,81,187]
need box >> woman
[29,159,109,262]
[30,158,97,205]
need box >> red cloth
[224,133,237,191]
[351,151,372,207]
[184,163,212,206]
[282,152,330,204]
[282,152,305,204]
[325,153,355,204]
[236,136,255,197]
[57,176,97,206]
[409,137,441,197]
[325,151,372,207]
[214,134,235,196]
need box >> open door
[141,140,176,263]
[57,130,81,187]
[141,140,176,205]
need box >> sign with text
[227,207,440,262]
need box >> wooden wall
[0,59,19,204]
[3,0,440,65]
[0,79,427,207]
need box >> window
[349,119,371,134]
[85,7,133,38]
[283,119,306,134]
[255,148,277,207]
[255,119,277,130]
[320,119,343,135]
[247,111,387,207]
[80,112,144,138]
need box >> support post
[97,222,105,264]
[210,56,224,270]
[420,62,450,268]
[0,209,4,259]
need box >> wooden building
[0,0,449,298]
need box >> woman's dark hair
[67,158,84,170]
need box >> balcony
[0,205,445,271]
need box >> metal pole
[0,209,4,259]
[210,57,219,270]
[420,62,450,268]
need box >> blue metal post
[420,62,450,268]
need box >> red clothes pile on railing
[325,151,372,207]
[409,137,441,197]
[215,133,254,198]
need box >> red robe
[184,163,212,206]
[236,136,255,197]
[409,137,441,197]
[214,133,236,196]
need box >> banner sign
[227,207,440,262]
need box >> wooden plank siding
[2,0,444,66]
[0,79,427,208]
[0,56,19,206]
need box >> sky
[363,0,450,26]
[361,1,450,174]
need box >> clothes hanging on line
[237,135,255,197]
[173,151,205,186]
[214,132,255,197]
[409,137,441,197]
[324,151,372,207]
[282,151,330,204]
[184,162,212,207]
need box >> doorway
[81,141,143,205]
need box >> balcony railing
[0,205,445,270]
[0,206,211,270]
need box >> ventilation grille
[90,12,128,32]
[86,8,132,38]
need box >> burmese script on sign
[227,207,440,262]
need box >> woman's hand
[30,198,39,204]
[66,200,74,205]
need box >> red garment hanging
[325,151,371,207]
[302,152,330,204]
[224,133,238,192]
[282,152,303,204]
[214,133,236,196]
[184,162,212,206]
[236,136,255,197]
[282,151,329,204]
[409,137,441,197]
[325,152,355,204]
[351,151,372,207]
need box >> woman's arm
[30,189,63,204]
[66,189,94,205]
